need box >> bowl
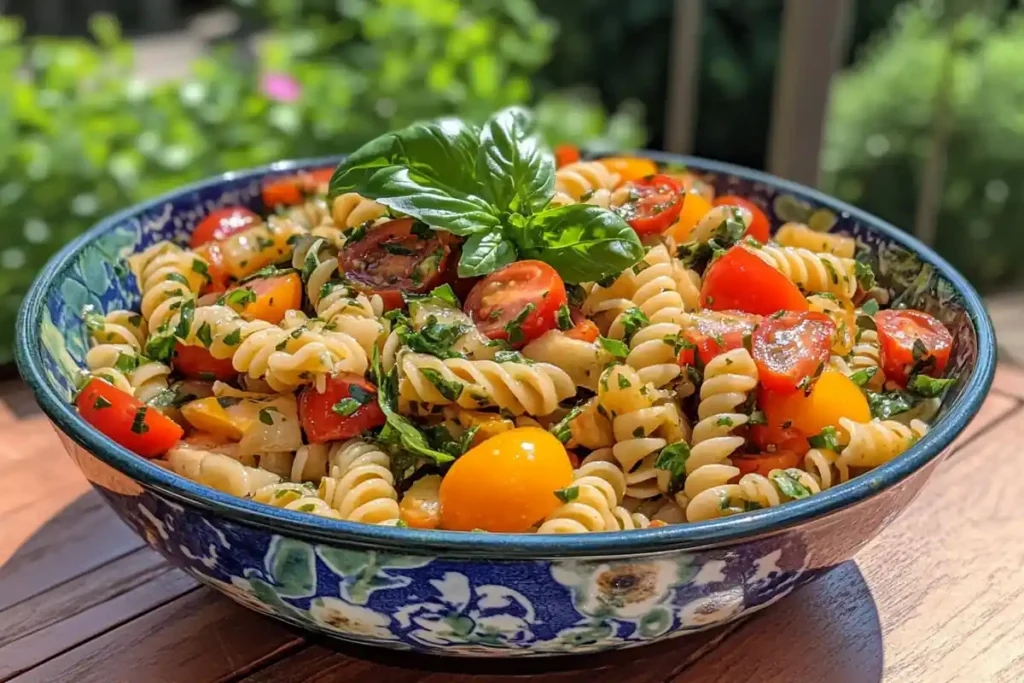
[15,154,995,657]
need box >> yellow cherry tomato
[227,273,303,325]
[597,157,658,184]
[665,191,713,243]
[400,474,442,530]
[762,370,871,440]
[439,427,573,532]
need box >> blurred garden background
[1,0,1023,365]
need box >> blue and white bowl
[15,155,996,657]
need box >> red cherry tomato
[749,423,811,457]
[732,451,803,478]
[752,311,835,393]
[76,379,183,458]
[197,243,232,294]
[261,168,332,208]
[615,174,685,236]
[554,144,581,168]
[713,195,771,243]
[675,310,762,368]
[172,343,238,381]
[338,218,452,311]
[298,374,386,443]
[875,309,953,385]
[190,207,260,249]
[463,261,567,348]
[700,246,808,316]
[564,318,600,343]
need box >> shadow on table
[286,560,884,682]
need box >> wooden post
[767,0,852,186]
[664,0,703,154]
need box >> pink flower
[261,72,301,103]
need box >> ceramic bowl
[15,154,995,657]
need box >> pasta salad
[74,108,956,532]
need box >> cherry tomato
[752,311,834,394]
[701,246,808,315]
[225,273,303,325]
[298,374,386,443]
[750,423,811,457]
[197,243,232,294]
[463,261,567,348]
[675,310,761,367]
[439,427,573,532]
[564,318,600,343]
[261,168,333,208]
[598,156,658,183]
[400,475,442,529]
[555,144,581,168]
[172,343,238,381]
[760,370,871,441]
[665,191,713,243]
[190,207,261,249]
[615,174,685,236]
[338,218,451,311]
[76,379,183,458]
[875,309,953,385]
[713,195,771,243]
[733,451,802,478]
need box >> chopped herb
[494,350,534,364]
[382,242,416,256]
[398,317,471,360]
[92,396,112,410]
[716,416,735,427]
[866,389,916,419]
[781,420,793,429]
[419,368,464,401]
[174,299,196,340]
[554,486,579,503]
[503,303,537,345]
[165,272,190,286]
[663,333,696,356]
[223,328,242,346]
[225,287,257,309]
[855,261,876,291]
[216,396,242,408]
[258,407,278,425]
[549,404,584,444]
[191,259,211,283]
[565,283,586,309]
[807,426,840,451]
[195,322,213,348]
[907,374,955,398]
[395,519,409,528]
[113,352,140,373]
[556,304,573,331]
[860,299,880,316]
[332,398,362,416]
[848,367,878,387]
[654,442,690,493]
[130,406,150,434]
[821,258,839,285]
[488,309,503,321]
[256,235,275,250]
[240,265,292,284]
[296,503,317,512]
[632,426,645,438]
[617,373,632,389]
[597,336,629,359]
[145,335,176,363]
[770,469,813,499]
[198,371,217,382]
[617,307,650,344]
[706,295,715,305]
[348,384,374,405]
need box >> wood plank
[990,362,1024,400]
[0,568,197,681]
[675,403,1024,682]
[948,390,1018,450]
[11,589,303,683]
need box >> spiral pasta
[331,192,388,229]
[566,396,614,450]
[551,161,624,207]
[522,330,611,391]
[537,459,648,533]
[848,328,886,390]
[84,309,172,404]
[746,244,858,299]
[837,418,929,471]
[166,447,281,497]
[807,294,856,356]
[687,204,753,244]
[129,242,208,333]
[398,352,575,416]
[775,222,856,258]
[317,439,400,525]
[804,447,847,491]
[687,348,758,473]
[251,482,342,519]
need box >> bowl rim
[16,152,996,558]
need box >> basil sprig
[329,107,643,283]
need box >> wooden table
[3,364,1023,683]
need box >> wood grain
[990,362,1024,400]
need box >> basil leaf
[519,204,644,284]
[597,336,629,359]
[807,426,840,451]
[770,469,813,499]
[866,389,917,419]
[907,374,955,398]
[353,165,499,236]
[371,348,454,464]
[330,117,482,199]
[548,403,584,444]
[457,231,518,278]
[554,486,579,503]
[654,442,690,494]
[476,107,554,214]
[848,366,878,387]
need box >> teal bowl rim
[15,153,996,559]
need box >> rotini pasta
[746,244,858,299]
[775,222,856,258]
[331,192,388,229]
[318,439,400,524]
[836,418,929,471]
[551,161,625,207]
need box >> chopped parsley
[554,486,579,503]
[222,327,242,346]
[165,272,190,286]
[419,367,464,401]
[597,336,629,359]
[130,406,150,434]
[191,259,211,283]
[195,322,213,348]
[855,261,876,291]
[770,469,813,499]
[907,374,955,397]
[113,352,140,374]
[807,426,840,451]
[145,335,176,363]
[556,304,573,331]
[848,367,878,387]
[503,303,537,345]
[654,442,690,493]
[332,398,362,416]
[617,307,650,344]
[716,416,735,427]
[548,404,584,444]
[216,396,242,408]
[860,299,880,316]
[494,350,534,364]
[174,299,196,340]
[92,396,112,410]
[258,407,279,425]
[381,243,416,256]
[224,287,257,309]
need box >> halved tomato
[555,144,581,168]
[732,451,802,478]
[875,309,953,385]
[712,195,771,243]
[298,374,386,443]
[190,207,261,249]
[464,261,567,348]
[700,246,808,315]
[338,218,452,310]
[749,423,811,457]
[751,311,834,393]
[198,243,232,295]
[261,168,334,208]
[676,310,761,368]
[224,273,303,325]
[76,379,183,458]
[172,343,238,381]
[615,173,685,236]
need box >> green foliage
[0,2,645,363]
[823,1,1024,291]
